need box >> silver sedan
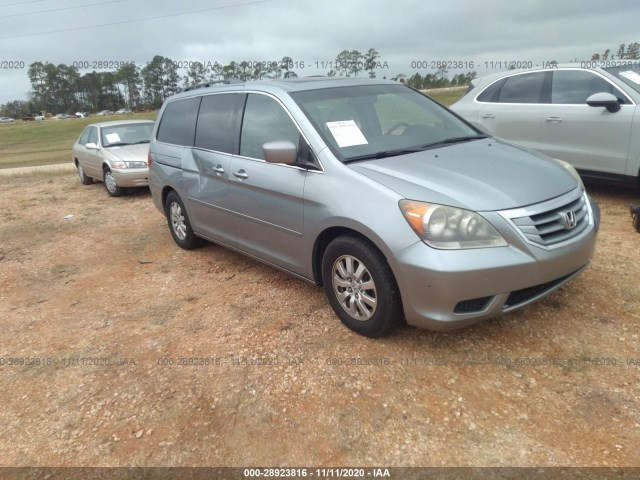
[72,120,154,196]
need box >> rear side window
[498,72,546,103]
[157,97,201,146]
[476,78,506,102]
[195,94,239,153]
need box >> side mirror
[586,92,621,113]
[85,142,98,150]
[262,141,297,165]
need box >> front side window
[497,72,546,103]
[291,84,479,162]
[87,127,98,145]
[239,94,301,160]
[551,70,622,104]
[78,126,91,145]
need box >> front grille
[509,191,589,247]
[454,296,493,314]
[503,270,578,309]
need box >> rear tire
[77,163,93,185]
[322,235,402,337]
[164,191,203,250]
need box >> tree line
[591,42,640,61]
[0,47,483,118]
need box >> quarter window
[240,94,301,160]
[157,97,201,146]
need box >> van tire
[322,235,402,337]
[165,191,202,250]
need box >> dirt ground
[0,170,639,468]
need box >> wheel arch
[161,185,178,211]
[312,227,390,286]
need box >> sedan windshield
[604,65,640,95]
[101,122,154,147]
[290,84,481,162]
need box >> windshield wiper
[104,142,132,147]
[131,140,150,144]
[343,135,490,163]
[344,147,429,163]
[439,134,489,145]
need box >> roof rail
[182,78,242,92]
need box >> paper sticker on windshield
[620,70,640,84]
[105,133,121,143]
[326,120,368,148]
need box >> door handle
[213,165,225,175]
[546,116,563,123]
[481,113,495,119]
[233,170,249,179]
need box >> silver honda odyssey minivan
[149,78,599,337]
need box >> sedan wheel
[77,163,93,185]
[103,169,123,197]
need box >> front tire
[103,168,123,197]
[322,236,402,337]
[164,191,202,250]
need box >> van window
[240,94,301,160]
[195,94,239,153]
[157,97,201,146]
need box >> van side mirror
[85,142,98,150]
[262,141,297,165]
[586,92,621,113]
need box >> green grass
[0,112,158,169]
[425,87,467,106]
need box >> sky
[0,0,639,105]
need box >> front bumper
[111,168,149,188]
[388,196,600,331]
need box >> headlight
[126,161,148,169]
[399,200,507,249]
[554,159,584,189]
[112,161,147,169]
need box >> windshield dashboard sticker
[105,133,121,143]
[326,120,368,148]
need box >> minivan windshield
[604,65,640,95]
[290,84,482,162]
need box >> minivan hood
[107,144,149,162]
[348,138,577,211]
